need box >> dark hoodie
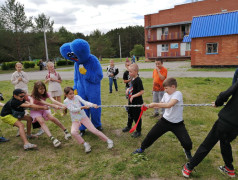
[215,81,238,128]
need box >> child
[151,59,167,118]
[30,81,71,147]
[0,101,9,142]
[122,64,144,138]
[123,59,132,112]
[45,62,63,115]
[11,62,29,93]
[182,81,238,178]
[64,87,113,153]
[106,59,119,93]
[0,89,47,149]
[133,78,193,162]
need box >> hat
[13,89,25,96]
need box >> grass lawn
[0,77,237,180]
[188,67,237,72]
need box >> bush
[23,61,35,69]
[56,59,74,66]
[1,61,17,70]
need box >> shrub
[23,61,35,69]
[1,61,17,70]
[56,60,74,66]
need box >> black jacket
[215,81,238,128]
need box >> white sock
[83,142,88,147]
[107,139,113,143]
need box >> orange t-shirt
[152,67,167,91]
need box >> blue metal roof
[182,35,191,43]
[189,11,238,38]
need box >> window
[206,43,218,54]
[162,27,168,35]
[186,43,191,51]
[162,44,168,52]
[170,43,178,49]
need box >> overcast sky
[0,0,194,35]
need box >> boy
[0,89,48,150]
[151,59,167,118]
[123,59,132,112]
[122,64,144,138]
[182,81,238,178]
[133,78,193,161]
[11,62,29,93]
[106,59,119,93]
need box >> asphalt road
[0,61,235,81]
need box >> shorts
[1,115,18,126]
[49,90,62,97]
[30,109,51,123]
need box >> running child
[30,81,71,147]
[64,87,113,153]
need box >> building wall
[191,35,238,66]
[145,0,238,60]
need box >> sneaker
[0,137,9,142]
[122,126,130,132]
[80,130,85,137]
[64,132,71,140]
[150,113,159,118]
[16,128,26,137]
[107,139,114,149]
[27,134,38,139]
[96,126,103,131]
[51,137,61,147]
[131,131,141,138]
[84,142,91,153]
[218,166,235,178]
[23,143,37,150]
[183,149,192,161]
[34,128,44,136]
[182,163,193,178]
[132,148,144,154]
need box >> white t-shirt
[161,91,183,123]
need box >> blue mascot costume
[60,39,103,135]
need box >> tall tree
[0,0,32,60]
[33,13,54,32]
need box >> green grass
[0,78,237,179]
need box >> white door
[180,43,186,56]
[157,44,162,57]
[157,28,162,40]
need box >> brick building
[144,0,238,62]
[183,11,238,67]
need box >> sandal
[24,143,37,150]
[27,134,38,139]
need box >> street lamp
[43,22,49,62]
[118,34,122,62]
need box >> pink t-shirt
[33,93,50,106]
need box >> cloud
[48,11,77,25]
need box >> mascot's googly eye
[67,52,74,57]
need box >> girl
[64,87,113,153]
[30,81,71,147]
[45,62,63,115]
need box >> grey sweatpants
[152,91,165,115]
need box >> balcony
[147,32,186,42]
[146,51,191,60]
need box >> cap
[13,89,25,96]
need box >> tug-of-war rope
[98,104,214,133]
[98,104,213,108]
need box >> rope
[98,104,213,108]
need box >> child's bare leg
[36,117,52,137]
[47,114,66,131]
[14,121,29,145]
[81,117,108,141]
[19,115,32,136]
[56,96,63,114]
[71,121,84,144]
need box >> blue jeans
[109,77,118,93]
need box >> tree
[33,13,54,32]
[0,0,32,61]
[130,44,145,57]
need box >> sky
[0,0,195,35]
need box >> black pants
[188,120,238,170]
[127,107,142,132]
[141,117,192,151]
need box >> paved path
[0,61,234,81]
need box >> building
[144,0,238,62]
[183,11,238,67]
